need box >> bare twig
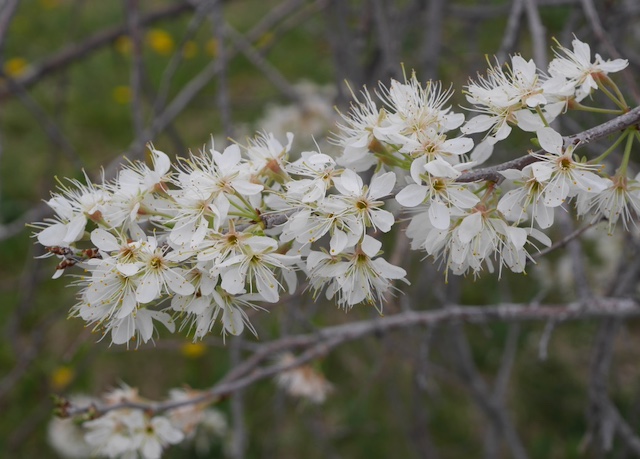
[524,0,547,68]
[211,0,234,140]
[225,24,301,104]
[533,219,601,260]
[229,336,247,459]
[63,297,640,418]
[0,75,84,169]
[0,1,197,101]
[421,0,445,80]
[447,319,527,459]
[0,0,19,54]
[125,0,145,139]
[497,0,525,63]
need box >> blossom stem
[596,78,628,111]
[570,102,624,115]
[228,197,259,221]
[601,74,628,109]
[616,128,635,175]
[535,106,550,127]
[589,130,629,165]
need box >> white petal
[428,200,451,230]
[232,180,264,195]
[221,266,246,294]
[470,140,494,165]
[370,209,395,232]
[396,184,427,207]
[499,169,525,181]
[164,269,195,296]
[255,269,279,303]
[537,127,563,154]
[37,223,67,247]
[111,317,134,344]
[63,214,87,243]
[461,115,495,134]
[458,212,483,243]
[361,235,382,258]
[368,172,396,199]
[222,305,245,335]
[330,230,349,255]
[91,228,120,252]
[136,277,161,304]
[424,158,460,179]
[372,257,407,279]
[334,169,362,196]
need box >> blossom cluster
[33,36,638,346]
[48,385,227,459]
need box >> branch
[0,1,197,101]
[64,297,640,418]
[456,105,640,183]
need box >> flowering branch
[456,105,640,184]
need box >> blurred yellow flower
[256,32,274,50]
[39,0,61,9]
[146,29,175,56]
[115,36,132,55]
[181,342,207,359]
[3,57,29,78]
[182,40,198,59]
[50,365,74,391]
[112,85,132,104]
[205,38,218,57]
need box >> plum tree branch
[62,296,640,419]
[456,105,640,184]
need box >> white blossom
[549,37,629,102]
[534,127,608,207]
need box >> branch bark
[63,297,640,418]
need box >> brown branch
[63,297,640,418]
[456,105,640,183]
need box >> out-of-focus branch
[225,25,301,104]
[63,297,640,418]
[0,0,19,54]
[125,0,145,139]
[0,1,197,101]
[421,0,445,80]
[524,0,547,68]
[0,75,84,169]
[211,0,234,141]
[448,322,528,459]
[496,0,524,63]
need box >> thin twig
[524,0,547,68]
[62,297,640,418]
[125,0,145,139]
[0,1,197,101]
[211,0,234,141]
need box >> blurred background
[3,0,640,457]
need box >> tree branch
[63,297,640,418]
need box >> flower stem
[616,129,636,176]
[535,106,550,127]
[570,102,624,115]
[601,74,628,109]
[589,130,629,165]
[596,78,628,111]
